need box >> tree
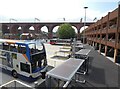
[57,23,76,39]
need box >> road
[0,42,66,88]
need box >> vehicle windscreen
[28,41,47,72]
[31,52,47,72]
[28,41,43,54]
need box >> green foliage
[57,23,75,39]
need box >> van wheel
[12,70,18,78]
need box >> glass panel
[18,45,26,54]
[36,41,43,51]
[12,53,17,59]
[3,43,9,50]
[20,62,30,73]
[28,43,35,54]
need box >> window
[28,42,43,54]
[0,43,2,49]
[18,45,26,54]
[12,53,17,59]
[20,62,30,73]
[3,43,9,50]
[36,42,43,51]
[10,44,18,52]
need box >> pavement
[37,43,120,89]
[0,42,119,88]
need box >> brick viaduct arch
[1,22,94,39]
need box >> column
[114,49,118,63]
[105,46,107,56]
[99,44,101,53]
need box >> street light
[34,18,40,22]
[9,18,17,23]
[83,6,88,44]
[63,18,65,22]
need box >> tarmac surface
[0,42,119,88]
[37,43,120,89]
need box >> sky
[0,0,119,23]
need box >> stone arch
[35,25,42,33]
[80,26,88,33]
[29,26,35,35]
[72,26,78,34]
[22,25,35,33]
[11,25,19,34]
[40,26,49,39]
[53,26,59,33]
[52,26,59,38]
[41,26,48,33]
[2,25,10,34]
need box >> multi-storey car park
[84,4,120,63]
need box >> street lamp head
[84,7,88,9]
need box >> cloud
[0,0,118,22]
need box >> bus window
[0,43,2,49]
[10,44,18,52]
[1,51,7,57]
[1,51,7,65]
[12,53,17,59]
[20,62,30,73]
[18,45,26,54]
[3,43,9,50]
[36,41,43,51]
[28,43,36,54]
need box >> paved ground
[71,45,120,88]
[0,43,67,88]
[38,43,120,89]
[0,42,119,88]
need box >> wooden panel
[101,29,107,34]
[96,39,101,44]
[117,43,120,49]
[107,41,115,48]
[101,40,106,45]
[96,30,101,34]
[109,9,118,20]
[102,15,108,23]
[108,29,117,33]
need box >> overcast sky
[0,0,119,22]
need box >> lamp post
[83,6,88,44]
[34,18,40,22]
[10,18,17,23]
[63,18,65,23]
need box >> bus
[49,38,72,45]
[0,39,48,80]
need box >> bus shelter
[46,58,85,88]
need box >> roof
[0,39,40,45]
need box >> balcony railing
[101,39,106,45]
[117,41,120,49]
[109,25,117,29]
[108,25,117,33]
[107,40,115,47]
[101,29,107,34]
